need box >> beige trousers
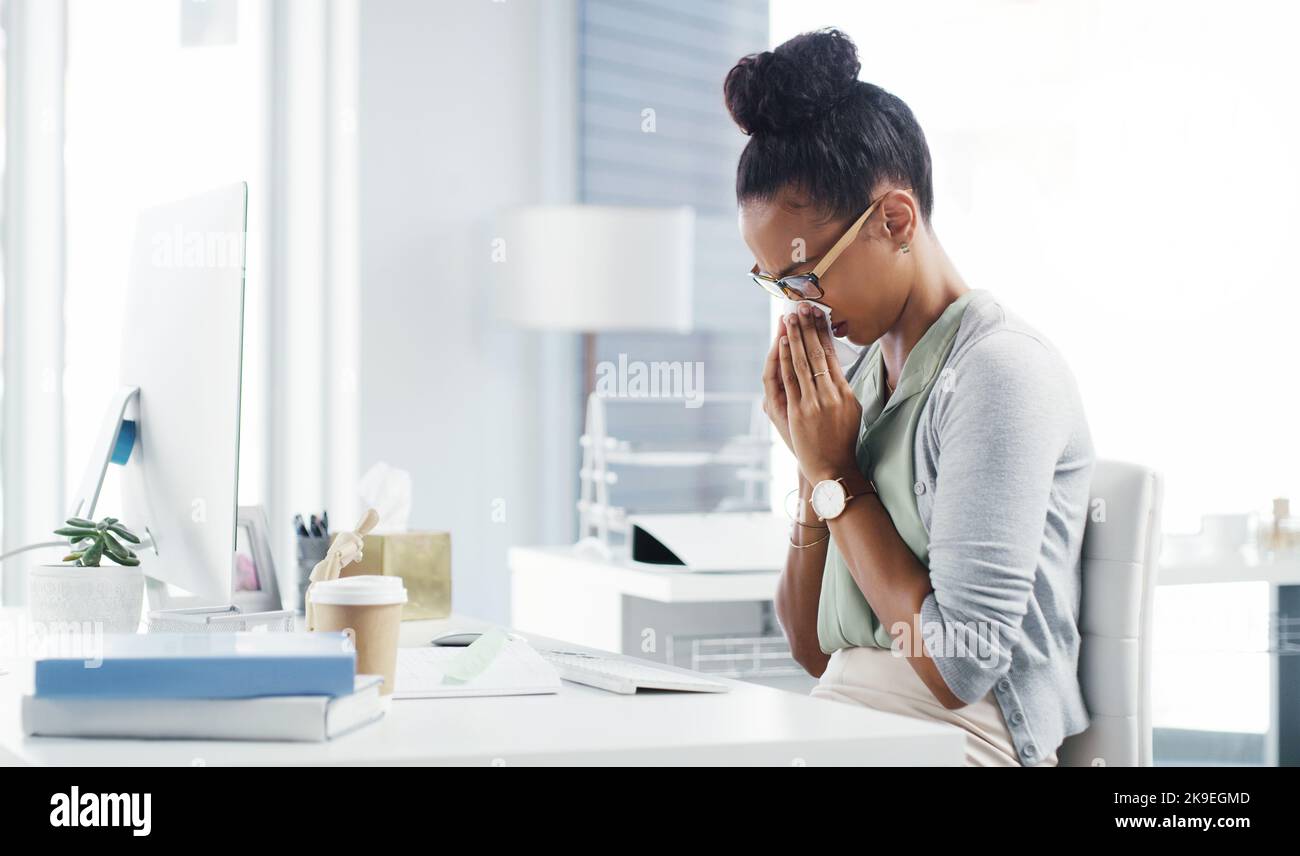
[810,646,1058,767]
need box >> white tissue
[358,461,412,533]
[778,298,863,369]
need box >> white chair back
[1058,460,1163,767]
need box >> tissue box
[341,532,451,620]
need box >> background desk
[0,609,965,766]
[509,546,812,692]
[1160,544,1300,766]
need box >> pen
[294,514,310,538]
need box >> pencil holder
[295,534,332,615]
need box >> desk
[0,609,965,766]
[508,546,806,687]
[1158,543,1300,767]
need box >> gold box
[342,532,451,620]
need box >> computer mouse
[430,631,483,647]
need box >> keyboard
[540,651,731,695]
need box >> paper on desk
[358,461,412,533]
[439,628,508,684]
[393,631,561,699]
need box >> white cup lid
[311,575,407,606]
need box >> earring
[900,242,910,254]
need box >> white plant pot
[27,563,145,634]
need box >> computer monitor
[69,183,249,610]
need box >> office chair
[1058,460,1164,767]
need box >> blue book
[34,633,356,699]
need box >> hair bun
[724,28,862,135]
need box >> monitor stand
[72,386,294,629]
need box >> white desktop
[66,182,262,613]
[0,609,966,765]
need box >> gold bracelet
[789,531,831,549]
[785,487,829,530]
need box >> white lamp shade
[498,205,694,332]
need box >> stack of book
[23,632,383,742]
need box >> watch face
[811,479,847,520]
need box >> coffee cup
[309,575,407,695]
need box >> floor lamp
[500,204,694,382]
[499,204,696,551]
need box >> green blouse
[816,291,976,653]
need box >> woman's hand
[761,315,795,455]
[779,304,863,485]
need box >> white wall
[358,0,576,624]
[771,0,1300,532]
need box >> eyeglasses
[749,190,903,302]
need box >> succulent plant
[55,516,141,567]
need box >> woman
[726,29,1094,767]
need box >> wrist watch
[809,475,873,521]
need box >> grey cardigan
[888,290,1093,765]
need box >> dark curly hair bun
[724,28,861,135]
[724,27,935,225]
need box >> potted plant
[27,517,145,633]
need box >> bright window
[63,0,270,509]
